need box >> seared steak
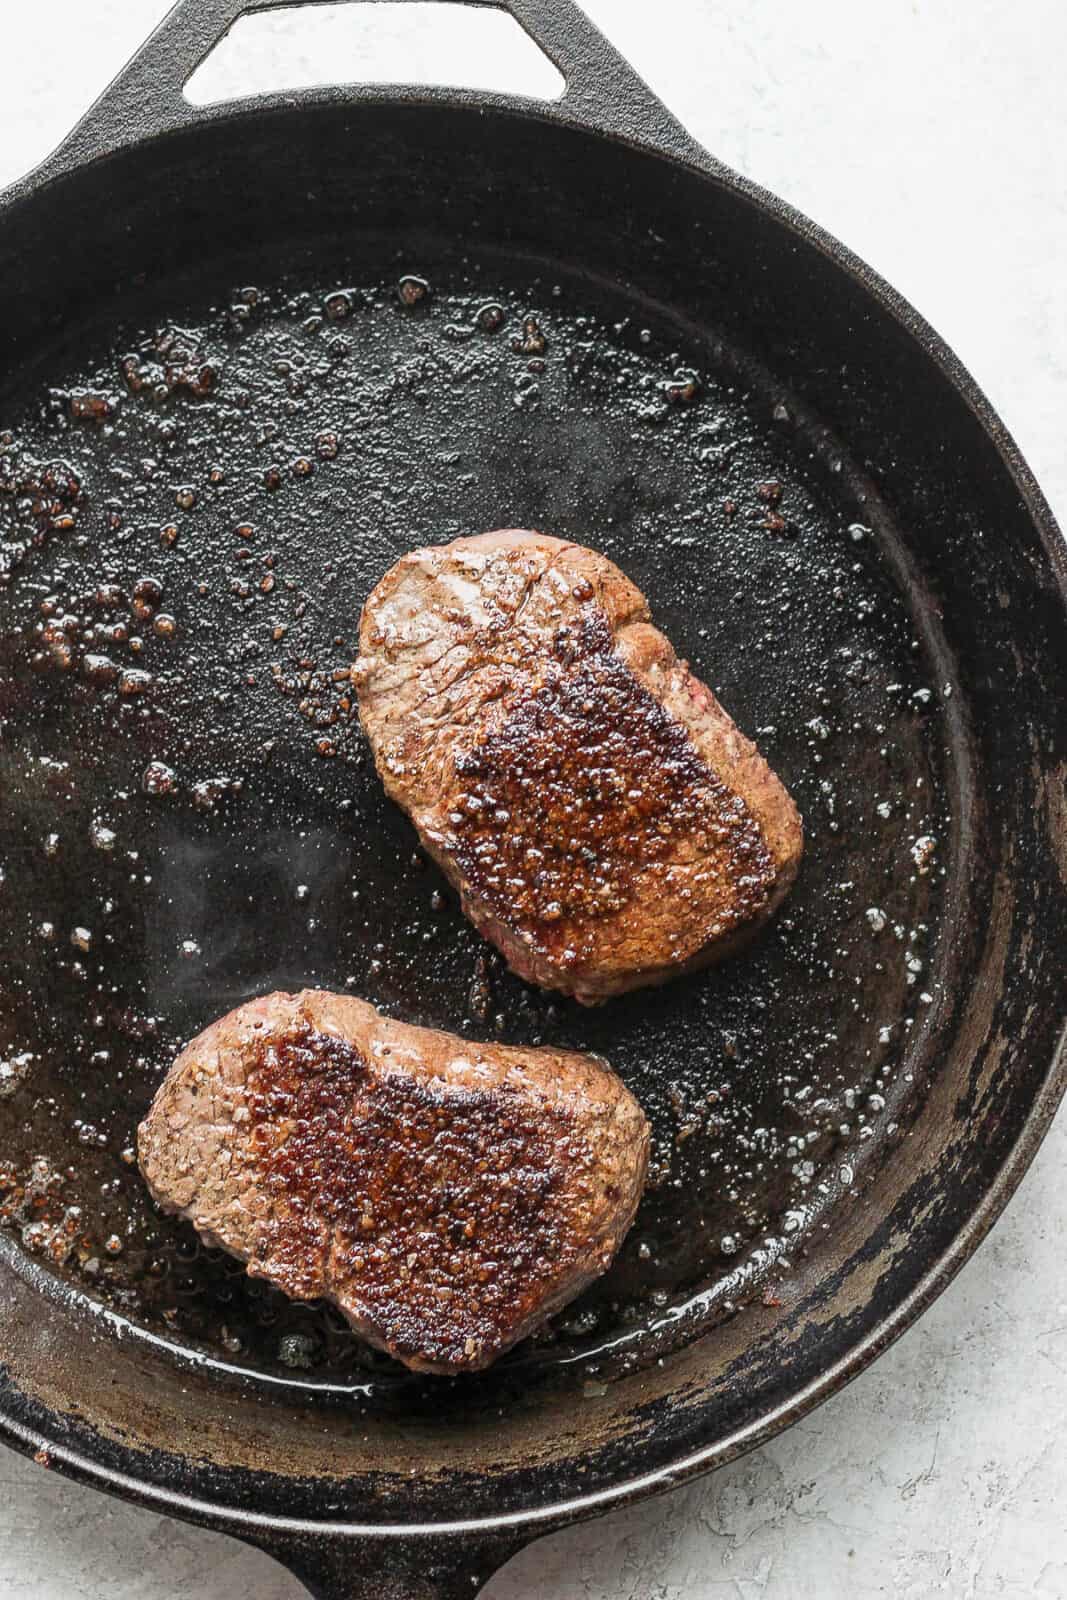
[354,531,802,1003]
[138,989,649,1373]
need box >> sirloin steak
[138,989,649,1374]
[354,532,802,1003]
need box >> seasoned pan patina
[0,263,948,1387]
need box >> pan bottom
[0,244,956,1407]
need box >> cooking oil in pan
[0,265,950,1395]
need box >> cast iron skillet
[0,1,1064,1595]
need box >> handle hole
[184,2,565,106]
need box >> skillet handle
[246,1528,531,1599]
[34,0,704,184]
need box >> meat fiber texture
[355,531,802,1004]
[138,989,649,1374]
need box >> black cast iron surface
[0,257,950,1395]
[0,2,1064,1597]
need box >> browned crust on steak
[138,989,649,1373]
[354,531,803,1003]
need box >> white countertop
[1,3,1064,1596]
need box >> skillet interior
[0,102,1064,1530]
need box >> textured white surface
[1,2,1065,1596]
